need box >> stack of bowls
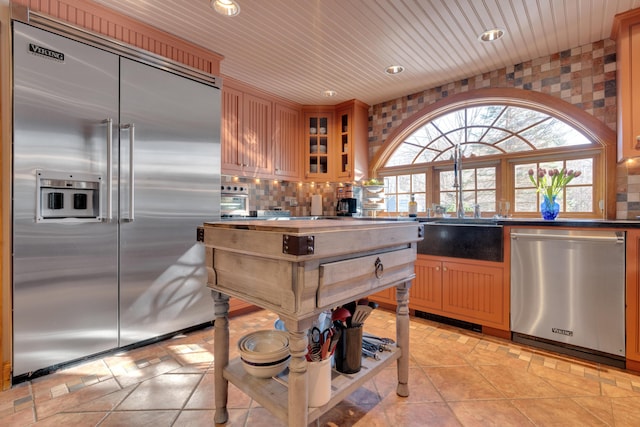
[238,330,290,378]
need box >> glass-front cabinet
[335,100,369,181]
[303,101,368,182]
[304,110,334,179]
[338,113,350,178]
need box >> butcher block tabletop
[203,219,406,232]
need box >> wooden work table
[199,219,424,427]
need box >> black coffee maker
[336,198,358,216]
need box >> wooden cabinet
[221,87,368,182]
[221,87,272,176]
[335,100,369,181]
[440,259,505,327]
[222,79,304,180]
[303,109,334,179]
[273,103,302,180]
[221,86,243,174]
[626,230,640,371]
[410,256,443,312]
[612,8,640,161]
[372,254,508,331]
[302,100,369,182]
[369,286,395,307]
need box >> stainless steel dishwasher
[510,228,625,367]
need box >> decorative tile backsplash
[228,38,636,219]
[222,176,340,216]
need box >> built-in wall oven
[221,185,249,217]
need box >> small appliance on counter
[336,198,358,216]
[336,184,361,216]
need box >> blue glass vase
[540,195,560,220]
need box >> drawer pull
[374,257,384,279]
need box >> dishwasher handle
[511,231,624,243]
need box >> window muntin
[378,102,600,217]
[513,159,593,213]
[384,174,426,214]
[385,105,593,167]
[439,167,497,214]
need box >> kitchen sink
[418,220,504,262]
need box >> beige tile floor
[2,308,640,426]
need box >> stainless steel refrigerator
[12,21,221,379]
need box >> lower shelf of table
[223,345,401,424]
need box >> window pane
[514,163,536,188]
[397,175,411,193]
[387,145,421,166]
[496,137,532,152]
[415,193,426,212]
[461,169,475,190]
[567,158,593,184]
[431,111,464,135]
[412,174,426,192]
[385,194,397,212]
[440,171,455,190]
[398,194,410,213]
[515,189,537,212]
[477,167,495,190]
[477,190,496,212]
[384,177,396,193]
[440,191,456,214]
[566,187,593,212]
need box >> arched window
[370,89,616,219]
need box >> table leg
[285,325,309,427]
[213,291,230,424]
[396,281,411,397]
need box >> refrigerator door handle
[121,123,135,222]
[104,118,113,222]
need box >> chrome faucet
[453,144,464,218]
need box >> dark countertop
[419,217,640,229]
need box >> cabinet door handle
[435,266,440,271]
[442,267,447,272]
[104,118,113,222]
[121,123,135,222]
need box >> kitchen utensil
[351,304,373,326]
[343,301,357,326]
[331,307,351,325]
[328,326,342,356]
[363,333,395,345]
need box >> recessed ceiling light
[323,90,337,97]
[385,65,404,75]
[479,28,504,42]
[211,0,240,17]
